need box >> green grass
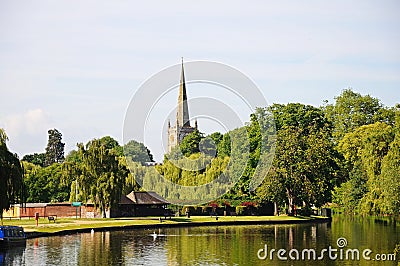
[1,215,325,234]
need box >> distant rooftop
[120,191,169,205]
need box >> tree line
[141,88,399,215]
[1,88,399,217]
[4,131,149,218]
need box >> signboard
[72,202,82,207]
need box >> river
[1,215,398,265]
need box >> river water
[1,215,399,265]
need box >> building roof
[120,191,169,205]
[47,202,73,206]
[20,203,47,208]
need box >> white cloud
[1,109,54,155]
[5,109,51,134]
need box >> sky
[0,1,399,162]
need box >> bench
[48,215,57,223]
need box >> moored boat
[0,226,26,247]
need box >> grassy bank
[1,215,329,235]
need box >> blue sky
[0,1,399,161]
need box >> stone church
[167,59,197,152]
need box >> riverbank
[1,215,331,239]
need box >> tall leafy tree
[65,150,82,163]
[336,122,395,214]
[99,136,124,156]
[324,88,394,141]
[332,164,367,214]
[217,133,231,158]
[179,129,204,157]
[270,103,327,132]
[380,111,400,214]
[45,128,65,166]
[0,129,24,220]
[256,104,338,215]
[123,159,143,194]
[22,153,46,167]
[256,167,285,214]
[272,125,337,215]
[123,140,154,164]
[23,162,70,203]
[228,113,262,198]
[209,132,223,147]
[64,138,128,217]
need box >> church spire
[177,57,190,127]
[167,58,197,152]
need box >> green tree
[217,133,231,158]
[272,125,337,215]
[337,122,395,215]
[99,136,123,156]
[179,129,204,157]
[380,120,400,214]
[222,107,276,201]
[123,159,143,194]
[305,126,339,206]
[273,126,304,214]
[0,129,24,220]
[44,128,65,166]
[270,103,327,132]
[256,104,337,215]
[199,136,217,157]
[22,153,46,167]
[65,139,128,217]
[256,167,285,214]
[324,88,394,141]
[332,164,367,214]
[228,113,261,198]
[123,140,154,164]
[369,106,400,215]
[65,150,82,163]
[61,158,83,202]
[23,163,70,203]
[209,132,223,146]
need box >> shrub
[241,201,256,207]
[235,206,246,215]
[209,202,219,208]
[222,201,231,207]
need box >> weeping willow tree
[0,128,24,222]
[63,139,128,218]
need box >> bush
[297,206,312,216]
[241,201,256,207]
[209,202,219,208]
[221,201,231,207]
[235,206,246,215]
[180,205,204,215]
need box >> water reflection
[0,245,25,265]
[1,216,398,265]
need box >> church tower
[167,59,197,152]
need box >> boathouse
[116,191,170,217]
